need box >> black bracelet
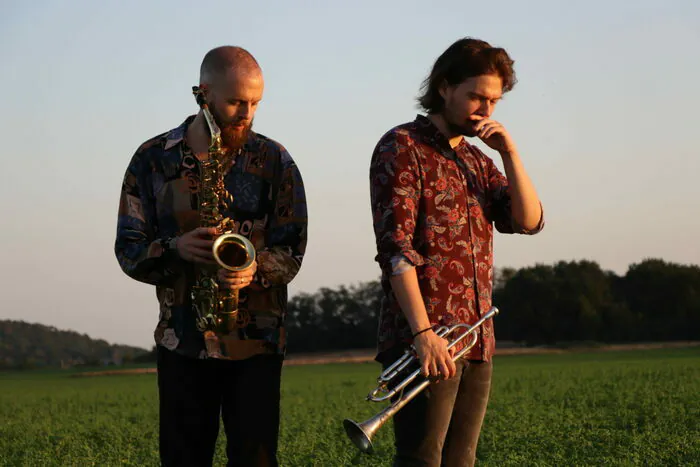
[412,326,432,338]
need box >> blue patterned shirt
[115,115,308,360]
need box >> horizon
[0,255,694,351]
[1,1,699,349]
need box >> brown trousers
[379,347,493,467]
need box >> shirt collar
[164,115,195,150]
[413,114,470,153]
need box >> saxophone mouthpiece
[192,85,207,107]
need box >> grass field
[1,347,698,466]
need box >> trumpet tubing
[342,306,499,454]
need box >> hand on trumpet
[217,261,257,291]
[413,330,457,381]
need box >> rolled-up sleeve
[369,131,426,275]
[484,156,545,235]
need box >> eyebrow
[226,97,262,104]
[470,92,502,101]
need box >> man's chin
[448,122,478,138]
[221,126,252,151]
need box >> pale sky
[1,0,698,349]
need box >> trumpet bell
[343,418,374,454]
[212,233,256,271]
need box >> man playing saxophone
[368,37,544,466]
[115,45,307,467]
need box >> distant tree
[619,258,700,341]
[0,320,150,370]
[494,260,628,345]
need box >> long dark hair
[417,37,517,114]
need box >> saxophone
[190,85,256,335]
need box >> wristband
[412,326,432,338]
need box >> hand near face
[473,119,517,154]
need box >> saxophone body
[190,85,256,335]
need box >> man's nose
[477,100,492,117]
[237,102,253,120]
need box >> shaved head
[199,46,262,85]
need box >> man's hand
[176,227,218,265]
[474,118,517,154]
[413,330,457,381]
[217,261,258,291]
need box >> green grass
[1,347,699,466]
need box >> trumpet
[342,306,499,453]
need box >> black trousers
[156,346,283,467]
[379,347,493,467]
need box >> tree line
[0,321,148,370]
[285,258,700,352]
[3,258,698,369]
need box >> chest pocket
[224,171,266,215]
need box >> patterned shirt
[369,115,544,362]
[115,115,308,361]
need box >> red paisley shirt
[369,115,544,362]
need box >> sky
[1,0,698,349]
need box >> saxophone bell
[213,233,257,272]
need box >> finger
[222,276,253,287]
[469,116,485,126]
[218,270,256,280]
[189,248,215,260]
[218,272,247,283]
[219,282,245,291]
[421,359,430,378]
[190,238,215,248]
[189,250,216,264]
[478,122,497,137]
[473,118,490,133]
[437,358,450,380]
[194,227,219,238]
[447,358,457,379]
[429,359,438,379]
[482,124,501,140]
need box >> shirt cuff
[390,255,416,276]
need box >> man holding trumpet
[368,37,544,466]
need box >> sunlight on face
[442,74,503,136]
[207,69,264,149]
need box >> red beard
[209,102,252,152]
[220,121,252,151]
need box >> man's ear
[199,83,215,105]
[438,79,450,100]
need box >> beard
[445,114,479,138]
[209,102,253,152]
[442,102,481,138]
